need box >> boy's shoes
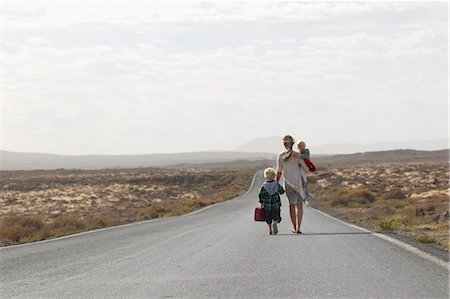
[269,231,273,235]
[273,223,278,235]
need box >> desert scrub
[0,166,260,246]
[416,233,436,244]
[382,188,406,200]
[328,187,376,207]
[0,215,50,243]
[374,215,410,231]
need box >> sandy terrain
[308,161,449,251]
[0,167,257,245]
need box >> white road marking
[312,208,449,269]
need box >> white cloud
[5,1,446,29]
[2,1,448,154]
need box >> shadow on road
[275,232,371,236]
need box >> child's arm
[303,148,310,160]
[277,183,285,195]
[299,158,308,172]
[258,187,264,205]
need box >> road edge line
[180,170,260,217]
[311,207,449,269]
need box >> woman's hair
[283,135,294,144]
[264,167,276,180]
[283,135,295,148]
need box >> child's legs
[272,211,280,234]
[300,167,307,184]
[265,213,273,232]
[304,187,310,200]
[274,208,281,223]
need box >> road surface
[1,171,448,298]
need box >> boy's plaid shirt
[258,183,285,210]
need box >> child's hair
[264,167,276,180]
[297,141,306,147]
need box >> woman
[276,135,308,233]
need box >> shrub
[148,209,160,219]
[382,189,406,200]
[191,200,207,207]
[0,215,46,243]
[416,233,436,243]
[374,215,409,231]
[52,216,86,230]
[329,187,376,207]
[330,197,349,207]
[85,213,120,230]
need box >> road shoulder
[311,207,449,265]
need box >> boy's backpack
[304,159,316,172]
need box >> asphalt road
[1,171,449,298]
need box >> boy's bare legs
[289,204,297,233]
[296,203,303,233]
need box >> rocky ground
[307,161,449,252]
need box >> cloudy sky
[2,1,448,155]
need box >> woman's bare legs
[289,204,297,233]
[296,203,303,233]
[289,203,304,233]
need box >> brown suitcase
[254,206,265,222]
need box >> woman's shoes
[292,227,303,234]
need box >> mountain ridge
[0,150,275,171]
[1,148,448,171]
[235,137,448,154]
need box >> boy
[259,167,285,235]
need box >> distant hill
[1,149,447,171]
[236,137,449,155]
[314,149,449,167]
[0,151,276,171]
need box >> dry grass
[0,165,260,246]
[309,161,449,251]
[327,187,376,207]
[374,215,410,231]
[416,233,437,244]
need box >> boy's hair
[297,141,305,147]
[264,167,276,180]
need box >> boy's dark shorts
[265,208,281,224]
